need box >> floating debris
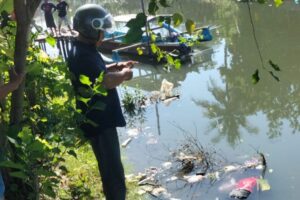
[258,178,271,191]
[121,137,132,148]
[223,165,241,173]
[183,174,205,183]
[128,132,270,200]
[149,79,180,104]
[162,162,173,170]
[127,128,140,137]
[229,177,257,199]
[160,79,174,100]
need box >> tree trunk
[10,0,41,124]
[5,0,42,198]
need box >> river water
[36,0,300,199]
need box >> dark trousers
[88,127,126,200]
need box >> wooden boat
[98,14,213,62]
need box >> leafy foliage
[148,0,159,15]
[124,13,146,44]
[172,13,184,27]
[274,0,283,7]
[185,19,196,35]
[121,86,146,115]
[256,0,284,7]
[0,16,86,199]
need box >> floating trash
[229,177,257,199]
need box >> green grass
[57,144,146,200]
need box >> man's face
[96,31,105,47]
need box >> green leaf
[6,136,18,146]
[40,117,48,122]
[36,137,53,149]
[269,60,280,71]
[185,19,196,35]
[77,96,90,105]
[148,0,159,15]
[258,178,271,191]
[136,13,147,27]
[77,87,93,97]
[166,54,174,65]
[67,150,77,159]
[269,71,280,81]
[159,0,170,7]
[18,127,33,145]
[43,184,56,198]
[0,161,25,170]
[137,47,143,55]
[45,36,56,47]
[252,69,260,84]
[10,171,28,180]
[93,85,107,96]
[97,71,105,83]
[90,101,106,111]
[172,13,183,27]
[174,59,181,69]
[126,13,146,29]
[124,28,143,44]
[79,75,92,86]
[27,140,45,152]
[36,169,56,177]
[150,33,157,42]
[274,0,283,7]
[151,43,158,54]
[85,119,99,127]
[178,36,187,43]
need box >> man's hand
[116,60,138,70]
[121,67,133,81]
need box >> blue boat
[99,14,213,62]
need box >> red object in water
[235,177,257,192]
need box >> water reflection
[193,79,258,146]
[189,1,300,146]
[126,48,215,92]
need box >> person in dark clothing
[56,0,73,35]
[41,0,57,35]
[68,4,137,200]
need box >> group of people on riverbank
[41,0,73,35]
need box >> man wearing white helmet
[68,4,137,200]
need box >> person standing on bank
[68,4,137,200]
[41,0,57,35]
[56,0,73,35]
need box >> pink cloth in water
[235,177,257,192]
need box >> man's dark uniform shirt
[68,40,126,136]
[56,1,68,17]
